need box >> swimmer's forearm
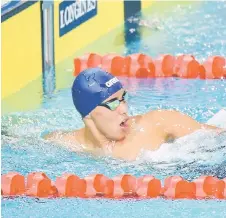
[201,124,223,131]
[201,124,226,136]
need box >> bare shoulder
[143,109,220,131]
[137,110,166,130]
[43,130,80,145]
[140,109,174,123]
[140,109,203,133]
[143,109,198,123]
[144,109,185,116]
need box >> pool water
[2,1,226,218]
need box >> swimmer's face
[90,89,129,141]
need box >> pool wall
[1,0,194,114]
[2,1,43,113]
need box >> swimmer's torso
[44,110,219,160]
[45,112,174,160]
[110,112,179,160]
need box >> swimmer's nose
[117,101,128,115]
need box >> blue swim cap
[72,67,123,117]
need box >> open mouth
[120,118,129,127]
[120,121,125,127]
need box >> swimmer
[45,67,224,160]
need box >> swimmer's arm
[201,124,220,130]
[44,131,81,149]
[153,110,222,139]
[44,131,74,144]
[43,131,64,143]
[202,124,226,136]
[169,111,223,138]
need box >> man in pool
[45,67,223,160]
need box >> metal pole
[41,0,55,96]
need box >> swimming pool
[2,1,226,218]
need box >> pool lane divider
[1,172,226,199]
[73,53,226,79]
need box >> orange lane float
[162,176,196,199]
[84,174,113,197]
[1,172,25,196]
[125,53,155,78]
[101,54,126,76]
[26,172,58,198]
[1,172,226,200]
[202,56,226,79]
[73,53,226,79]
[55,173,86,197]
[174,55,200,78]
[193,175,225,199]
[136,175,161,198]
[73,53,102,76]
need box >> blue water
[2,1,226,218]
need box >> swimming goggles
[99,91,128,111]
